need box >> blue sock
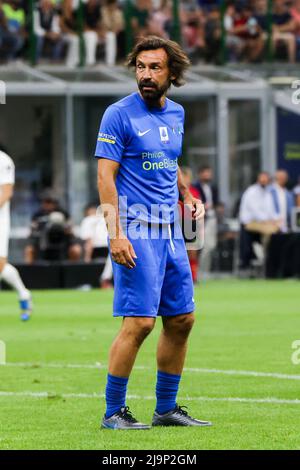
[155,370,181,415]
[20,299,30,311]
[105,373,128,418]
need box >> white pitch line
[0,390,300,405]
[3,363,300,381]
[184,368,300,381]
[4,362,148,370]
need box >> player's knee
[137,318,155,341]
[170,314,195,337]
[125,318,155,345]
[180,314,195,335]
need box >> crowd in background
[1,0,300,66]
[180,166,300,279]
[21,167,300,282]
[239,170,300,273]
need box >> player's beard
[138,78,171,108]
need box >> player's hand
[109,237,137,269]
[183,195,205,220]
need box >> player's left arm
[177,167,205,220]
[0,183,13,209]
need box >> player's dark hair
[126,36,190,88]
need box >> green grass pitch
[0,279,299,450]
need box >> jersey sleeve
[0,155,15,186]
[94,105,125,163]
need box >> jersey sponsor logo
[98,132,116,144]
[138,129,151,137]
[142,151,165,159]
[142,158,178,171]
[159,126,169,143]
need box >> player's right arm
[97,159,137,269]
[95,105,137,269]
[0,183,13,209]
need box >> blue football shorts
[110,222,195,317]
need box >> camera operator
[24,192,82,263]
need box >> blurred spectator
[228,3,264,62]
[198,0,222,11]
[34,0,64,63]
[293,175,300,207]
[101,0,125,65]
[239,172,279,270]
[269,169,294,232]
[291,0,300,59]
[60,0,80,67]
[224,3,244,61]
[204,6,221,63]
[216,201,237,243]
[80,203,113,288]
[179,166,201,283]
[253,0,268,31]
[214,201,237,273]
[24,191,82,263]
[148,0,172,39]
[180,0,206,60]
[82,0,102,66]
[272,0,296,63]
[193,165,218,214]
[131,0,152,39]
[0,0,26,61]
[0,3,12,59]
[193,165,218,276]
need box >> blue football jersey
[95,92,185,224]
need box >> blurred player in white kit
[0,146,32,321]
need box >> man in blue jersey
[95,36,211,430]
